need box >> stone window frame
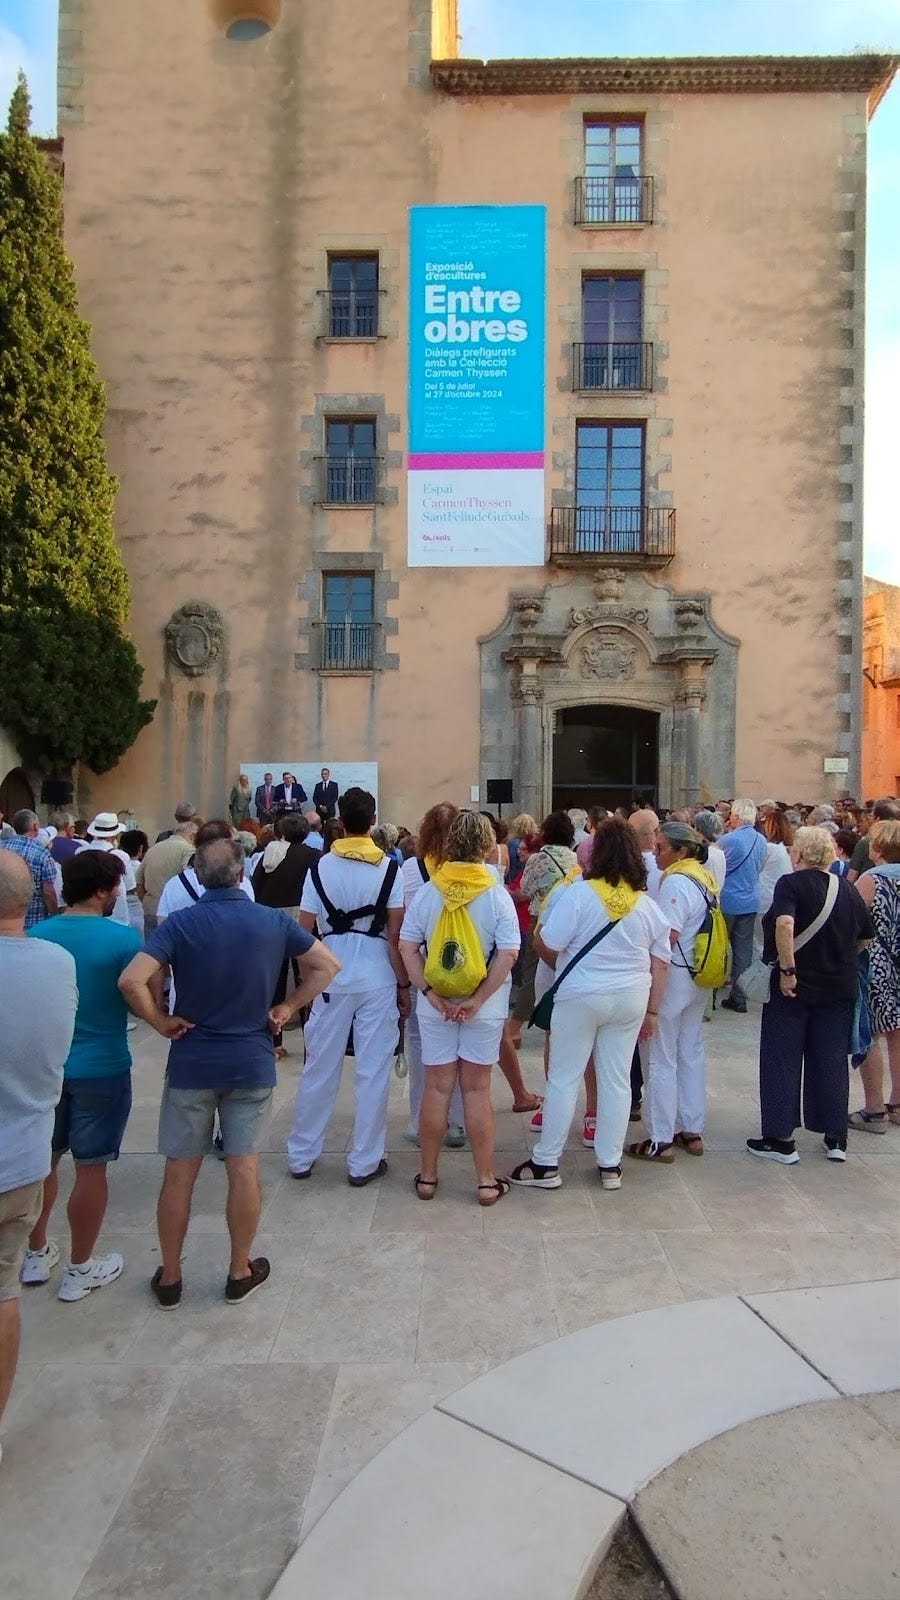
[561,102,671,233]
[295,551,399,675]
[302,239,401,344]
[319,250,387,344]
[299,394,402,510]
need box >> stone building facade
[47,0,896,830]
[862,578,900,800]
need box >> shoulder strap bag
[529,915,621,1032]
[177,869,201,903]
[743,872,839,1003]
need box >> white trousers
[533,985,647,1171]
[406,1008,465,1132]
[646,966,707,1145]
[288,986,399,1178]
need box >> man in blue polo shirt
[119,836,339,1308]
[719,798,767,1013]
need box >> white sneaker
[20,1240,60,1286]
[58,1252,124,1302]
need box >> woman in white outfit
[627,821,717,1163]
[753,810,794,960]
[400,802,466,1149]
[693,811,727,890]
[399,812,520,1206]
[509,818,671,1193]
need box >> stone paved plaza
[1,1010,897,1600]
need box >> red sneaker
[529,1109,543,1131]
[582,1115,596,1149]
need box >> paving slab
[0,1366,184,1600]
[745,1279,900,1395]
[439,1296,836,1499]
[633,1395,900,1600]
[269,1409,624,1600]
[74,1363,339,1600]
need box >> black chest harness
[309,857,399,939]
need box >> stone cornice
[431,54,898,116]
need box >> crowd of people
[1,785,898,1457]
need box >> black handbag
[529,916,621,1031]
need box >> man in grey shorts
[0,852,76,1459]
[119,837,339,1308]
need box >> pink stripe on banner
[408,451,544,471]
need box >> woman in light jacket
[509,818,671,1192]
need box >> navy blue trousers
[758,990,853,1138]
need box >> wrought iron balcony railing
[321,622,374,671]
[573,341,653,392]
[315,457,382,505]
[574,175,654,226]
[549,505,675,567]
[318,289,385,338]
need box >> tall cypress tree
[0,74,154,774]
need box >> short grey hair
[174,801,197,823]
[235,830,258,857]
[195,837,244,889]
[0,849,35,917]
[371,823,398,852]
[12,809,38,835]
[49,810,74,830]
[792,826,836,869]
[731,798,758,826]
[694,809,723,842]
[567,808,588,830]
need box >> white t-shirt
[157,865,255,918]
[642,850,662,898]
[653,869,712,975]
[300,852,403,991]
[401,880,520,1020]
[539,879,671,999]
[706,843,727,891]
[77,841,136,925]
[757,841,792,916]
[402,856,431,909]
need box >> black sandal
[477,1178,511,1208]
[414,1173,438,1200]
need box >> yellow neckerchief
[536,864,581,925]
[430,860,495,908]
[329,835,385,866]
[663,858,718,897]
[587,876,642,919]
[423,854,440,878]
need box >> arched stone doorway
[552,704,659,811]
[479,568,739,818]
[0,767,36,821]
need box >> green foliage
[0,74,154,774]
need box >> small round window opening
[209,1,281,40]
[227,18,271,40]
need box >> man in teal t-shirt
[25,849,141,1303]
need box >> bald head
[0,848,36,925]
[628,809,660,851]
[194,837,244,890]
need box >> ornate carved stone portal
[480,568,738,815]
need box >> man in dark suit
[312,767,339,821]
[255,773,276,825]
[272,772,307,812]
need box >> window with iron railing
[321,572,375,670]
[319,418,379,503]
[575,275,651,390]
[577,122,653,224]
[324,255,381,337]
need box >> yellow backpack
[670,863,732,990]
[423,903,489,998]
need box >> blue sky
[1,0,896,580]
